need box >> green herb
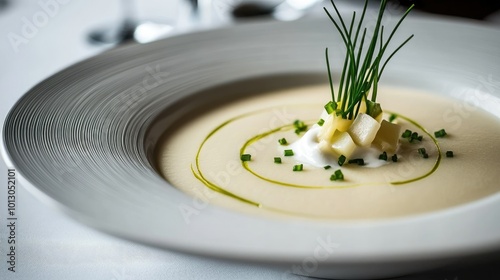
[330,169,344,181]
[418,148,428,158]
[402,129,422,143]
[294,120,308,135]
[409,132,422,142]
[389,113,397,123]
[446,151,454,158]
[411,132,418,140]
[278,138,288,145]
[434,129,447,138]
[324,0,414,120]
[284,149,294,156]
[293,164,304,172]
[348,158,365,165]
[391,154,398,162]
[274,157,282,164]
[379,151,388,161]
[324,101,337,114]
[317,118,325,126]
[241,154,251,161]
[338,155,346,166]
[324,165,332,170]
[402,129,412,138]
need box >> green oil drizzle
[240,121,387,189]
[192,108,442,209]
[386,111,442,185]
[192,111,265,207]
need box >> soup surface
[157,85,500,220]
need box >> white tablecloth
[1,1,500,279]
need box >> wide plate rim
[2,16,500,266]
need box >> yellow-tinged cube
[348,113,381,146]
[372,120,401,153]
[317,115,336,142]
[335,117,353,132]
[331,131,357,158]
[317,115,353,143]
[318,139,332,154]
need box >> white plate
[2,16,500,279]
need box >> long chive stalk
[323,0,415,120]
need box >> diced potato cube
[347,113,381,146]
[331,131,357,158]
[318,139,332,154]
[335,117,352,132]
[317,115,336,142]
[372,120,401,153]
[318,114,354,142]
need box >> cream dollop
[287,125,390,168]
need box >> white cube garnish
[347,113,381,146]
[331,131,357,158]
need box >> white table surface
[1,1,500,279]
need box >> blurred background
[0,0,500,280]
[398,0,500,19]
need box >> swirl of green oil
[240,122,383,189]
[192,108,441,207]
[240,111,441,187]
[387,111,442,185]
[192,111,263,207]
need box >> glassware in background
[0,0,9,11]
[211,0,322,23]
[397,0,500,20]
[274,0,324,20]
[88,0,186,44]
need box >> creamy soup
[156,85,500,220]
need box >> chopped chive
[293,164,303,172]
[418,148,428,158]
[274,157,282,164]
[324,101,337,114]
[348,158,365,166]
[293,119,308,135]
[338,155,346,166]
[284,149,294,156]
[446,151,454,158]
[324,165,332,170]
[241,154,251,161]
[434,129,447,138]
[391,154,398,162]
[330,169,344,181]
[317,118,325,126]
[334,169,344,180]
[402,129,412,138]
[293,119,303,126]
[409,132,420,143]
[278,138,288,145]
[411,132,418,139]
[379,151,388,161]
[402,129,422,143]
[389,114,397,123]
